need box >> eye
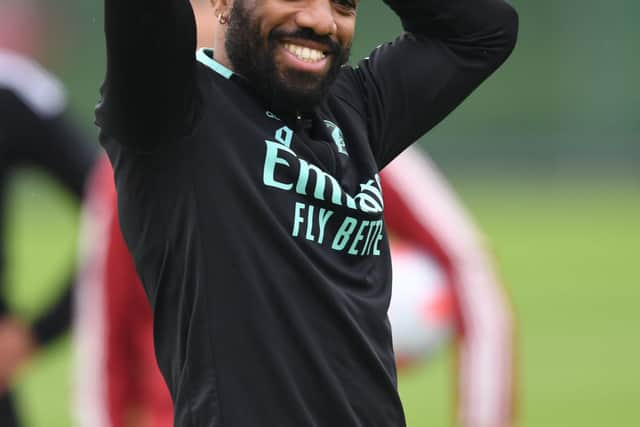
[332,0,357,14]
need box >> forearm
[356,1,518,166]
[383,0,519,50]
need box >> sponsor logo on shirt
[323,120,348,156]
[262,125,385,256]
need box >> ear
[211,0,232,16]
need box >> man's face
[225,0,357,113]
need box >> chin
[274,87,325,113]
[271,71,331,112]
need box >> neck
[212,28,234,71]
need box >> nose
[295,0,338,36]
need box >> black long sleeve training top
[97,1,517,426]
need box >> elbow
[476,2,519,69]
[496,2,520,60]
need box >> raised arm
[99,0,199,146]
[335,0,518,167]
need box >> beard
[225,1,351,113]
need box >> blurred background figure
[74,157,172,427]
[0,0,47,61]
[383,146,515,427]
[0,0,96,425]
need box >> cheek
[336,19,356,47]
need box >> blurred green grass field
[4,170,640,427]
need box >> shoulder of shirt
[0,49,67,118]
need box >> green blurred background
[4,0,639,426]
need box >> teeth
[283,43,326,62]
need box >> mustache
[269,27,342,55]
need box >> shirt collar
[196,48,234,79]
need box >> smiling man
[220,0,354,112]
[97,0,518,426]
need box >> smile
[282,43,327,63]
